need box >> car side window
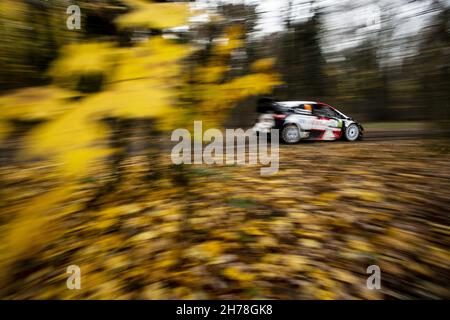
[281,103,307,114]
[313,105,338,118]
[299,104,313,112]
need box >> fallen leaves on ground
[0,139,449,299]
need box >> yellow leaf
[300,239,322,249]
[348,239,374,252]
[251,58,277,73]
[318,192,340,201]
[223,266,255,282]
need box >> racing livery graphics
[252,99,364,144]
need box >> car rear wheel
[345,124,360,141]
[282,124,301,144]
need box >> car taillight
[273,114,287,120]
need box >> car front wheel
[282,124,302,144]
[345,124,360,141]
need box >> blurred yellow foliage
[0,0,282,295]
[250,58,277,73]
[116,0,190,29]
[0,86,78,121]
[49,42,117,85]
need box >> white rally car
[253,99,364,144]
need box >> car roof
[276,101,317,107]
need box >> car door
[284,104,314,132]
[311,105,343,140]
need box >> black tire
[282,124,302,144]
[345,124,360,141]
